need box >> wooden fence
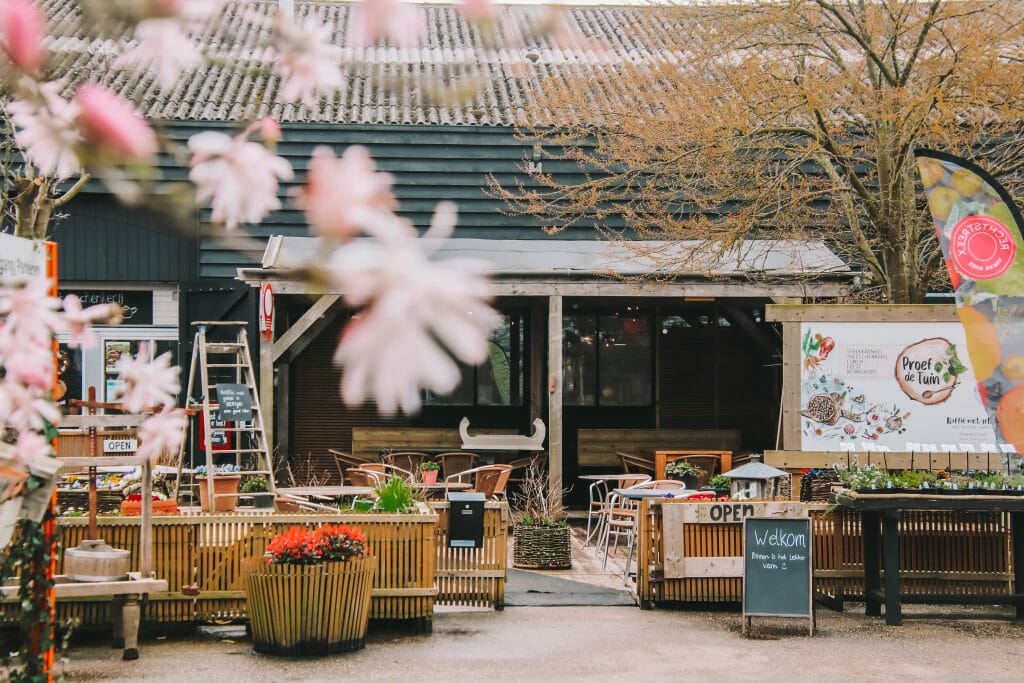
[3,503,508,628]
[637,501,1014,607]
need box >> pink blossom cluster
[0,0,504,428]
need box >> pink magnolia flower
[115,18,202,90]
[0,379,61,432]
[292,145,397,241]
[348,0,426,49]
[2,339,53,390]
[136,408,185,463]
[0,278,64,343]
[9,430,52,467]
[62,294,121,349]
[271,9,344,106]
[74,85,158,164]
[0,0,46,74]
[329,204,499,414]
[188,127,294,230]
[5,79,81,179]
[115,346,180,412]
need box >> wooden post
[547,296,563,509]
[780,320,802,451]
[259,322,274,456]
[139,458,152,577]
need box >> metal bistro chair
[328,449,375,484]
[436,452,478,480]
[445,464,513,499]
[359,462,416,482]
[616,451,656,476]
[586,474,651,547]
[600,480,685,583]
[347,467,385,488]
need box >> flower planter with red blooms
[119,494,178,516]
[243,525,377,656]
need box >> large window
[422,311,526,406]
[563,305,653,406]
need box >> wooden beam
[58,415,147,428]
[259,327,274,452]
[781,322,801,451]
[766,304,958,323]
[547,295,563,510]
[271,294,341,362]
[275,363,290,468]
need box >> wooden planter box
[513,524,571,569]
[244,555,377,655]
[120,499,179,516]
[197,475,241,512]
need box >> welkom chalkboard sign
[216,384,253,422]
[742,517,814,636]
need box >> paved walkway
[61,605,1024,682]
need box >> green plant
[708,474,730,490]
[419,461,439,472]
[665,461,706,478]
[372,476,419,513]
[240,476,269,494]
[834,465,887,490]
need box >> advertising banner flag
[915,149,1024,459]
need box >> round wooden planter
[513,524,571,569]
[243,555,378,656]
[197,475,241,512]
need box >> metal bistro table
[833,491,1024,625]
[414,481,473,499]
[276,486,374,502]
[612,487,689,500]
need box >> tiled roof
[39,0,679,126]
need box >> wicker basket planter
[513,524,571,569]
[243,555,378,656]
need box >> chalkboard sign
[216,384,253,422]
[742,517,814,635]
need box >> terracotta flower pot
[421,469,438,486]
[120,498,179,516]
[243,555,378,655]
[197,474,241,512]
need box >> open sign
[103,438,138,453]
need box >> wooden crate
[432,501,508,609]
[637,500,1015,607]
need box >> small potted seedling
[240,476,273,508]
[665,460,705,489]
[419,460,440,486]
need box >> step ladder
[176,321,277,511]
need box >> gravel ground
[58,604,1024,682]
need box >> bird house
[722,459,788,500]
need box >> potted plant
[511,464,571,569]
[665,460,706,489]
[194,464,241,512]
[419,460,440,486]
[240,476,273,508]
[244,524,377,655]
[703,474,731,498]
[119,493,179,516]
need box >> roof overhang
[237,235,858,299]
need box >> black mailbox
[447,492,486,548]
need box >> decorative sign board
[102,439,138,454]
[216,384,253,422]
[259,282,274,341]
[59,290,153,325]
[0,233,46,283]
[742,517,814,636]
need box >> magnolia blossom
[9,431,52,467]
[62,294,121,349]
[348,0,426,49]
[115,346,181,412]
[292,145,397,241]
[5,79,81,179]
[0,380,61,433]
[136,408,186,463]
[74,85,158,164]
[271,9,344,106]
[329,205,499,414]
[188,126,294,230]
[2,340,54,390]
[115,18,202,90]
[0,278,64,343]
[0,0,46,73]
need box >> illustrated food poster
[915,150,1024,460]
[800,322,1001,453]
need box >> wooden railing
[4,503,508,627]
[637,500,1014,607]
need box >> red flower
[265,524,369,565]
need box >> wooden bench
[351,427,518,457]
[577,429,742,469]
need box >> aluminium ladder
[176,321,276,511]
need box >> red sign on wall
[259,282,274,341]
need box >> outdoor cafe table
[832,491,1024,625]
[612,487,690,500]
[414,481,473,499]
[276,485,374,501]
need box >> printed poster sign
[799,322,1006,453]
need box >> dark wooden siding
[51,193,197,282]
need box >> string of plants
[810,465,1024,495]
